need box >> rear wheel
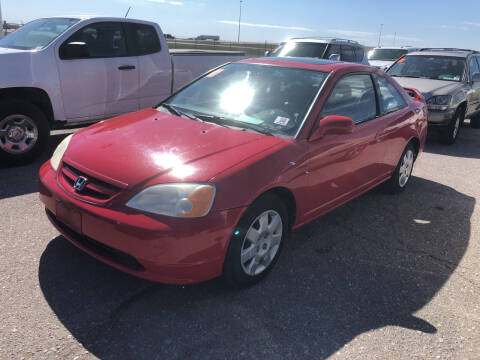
[0,100,49,165]
[223,193,287,287]
[384,142,416,194]
[439,108,463,144]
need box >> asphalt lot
[0,122,479,360]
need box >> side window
[469,56,480,80]
[325,44,341,59]
[340,46,355,62]
[322,74,377,124]
[355,47,365,63]
[373,74,407,114]
[63,22,127,58]
[126,23,161,56]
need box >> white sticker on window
[274,116,290,126]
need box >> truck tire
[439,107,464,145]
[0,99,50,165]
[470,114,480,129]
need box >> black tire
[223,193,288,287]
[0,99,50,165]
[470,114,480,129]
[384,142,416,194]
[439,108,464,145]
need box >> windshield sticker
[206,68,224,78]
[274,116,290,126]
[397,58,406,63]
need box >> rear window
[269,42,327,59]
[355,47,365,62]
[125,23,161,56]
[341,46,355,62]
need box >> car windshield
[269,42,328,58]
[387,55,466,82]
[368,48,408,61]
[161,63,328,138]
[0,18,80,50]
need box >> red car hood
[63,108,286,188]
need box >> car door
[466,55,480,117]
[371,73,411,172]
[124,22,173,109]
[302,72,383,219]
[56,21,140,121]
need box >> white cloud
[463,21,480,27]
[327,29,375,38]
[327,29,422,44]
[147,0,183,5]
[217,20,314,32]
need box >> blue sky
[2,0,480,48]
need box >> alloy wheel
[0,114,39,154]
[399,149,414,187]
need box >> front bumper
[39,161,246,284]
[427,108,455,127]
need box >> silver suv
[387,48,480,144]
[266,37,369,65]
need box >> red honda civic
[39,58,427,286]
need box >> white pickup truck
[0,16,245,163]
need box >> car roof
[408,49,477,58]
[283,37,363,47]
[238,57,370,72]
[372,46,417,50]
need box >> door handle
[118,65,136,70]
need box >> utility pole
[237,0,243,43]
[377,23,383,47]
[393,32,397,46]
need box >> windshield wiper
[160,104,201,121]
[194,114,274,136]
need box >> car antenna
[125,6,132,18]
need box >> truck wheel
[439,108,463,145]
[470,114,480,129]
[223,193,288,287]
[0,100,50,165]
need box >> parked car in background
[39,57,427,287]
[387,48,480,144]
[0,16,245,164]
[266,37,369,65]
[368,46,419,69]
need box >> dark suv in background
[387,48,480,144]
[266,37,369,65]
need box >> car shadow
[424,119,480,159]
[0,131,75,200]
[38,177,474,359]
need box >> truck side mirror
[264,51,270,56]
[309,115,354,141]
[328,54,341,61]
[472,73,480,83]
[60,42,89,60]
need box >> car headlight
[126,183,216,218]
[426,95,451,109]
[50,134,73,171]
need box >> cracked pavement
[0,122,479,359]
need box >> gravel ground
[0,123,479,360]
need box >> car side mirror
[472,73,480,83]
[264,50,270,56]
[309,115,354,141]
[60,42,89,60]
[328,54,341,61]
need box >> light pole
[377,23,383,47]
[0,0,3,39]
[237,0,243,43]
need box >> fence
[167,39,278,57]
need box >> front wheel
[470,114,480,129]
[0,100,50,165]
[223,194,288,287]
[384,143,416,194]
[439,109,463,144]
